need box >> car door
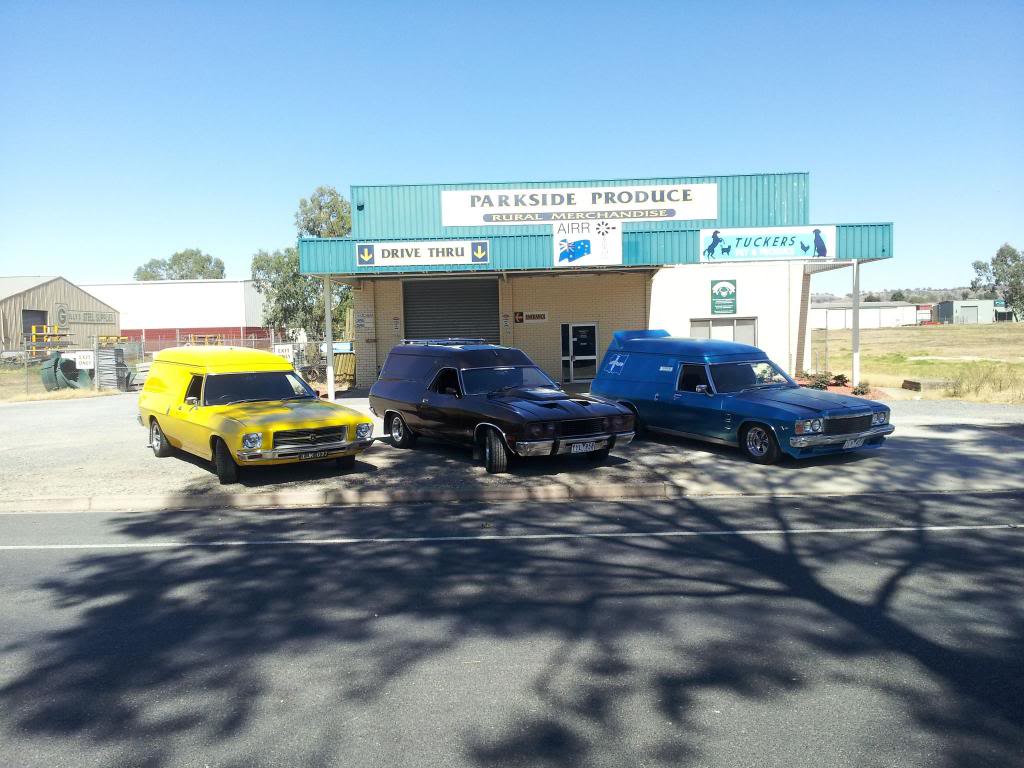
[173,372,213,457]
[417,367,465,441]
[671,363,723,437]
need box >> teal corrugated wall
[349,172,810,239]
[300,223,892,275]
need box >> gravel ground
[1,393,1023,502]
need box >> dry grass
[0,365,121,403]
[810,324,1024,403]
[0,388,122,404]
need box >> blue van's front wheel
[740,424,780,465]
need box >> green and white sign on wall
[711,280,737,314]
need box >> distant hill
[811,287,996,304]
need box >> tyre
[214,438,240,484]
[740,423,781,465]
[149,419,173,458]
[483,428,510,474]
[586,446,612,462]
[387,413,417,448]
[336,454,356,470]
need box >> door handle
[654,393,660,401]
[421,398,429,405]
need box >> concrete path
[1,395,1022,512]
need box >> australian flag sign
[558,239,592,263]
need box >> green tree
[972,243,1024,319]
[295,185,352,238]
[889,289,907,302]
[251,247,349,340]
[863,293,882,302]
[133,249,225,280]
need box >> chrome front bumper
[237,437,374,462]
[515,431,635,457]
[789,424,894,448]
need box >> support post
[324,276,335,400]
[93,335,99,391]
[851,261,861,386]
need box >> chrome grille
[557,418,607,437]
[823,415,872,436]
[273,426,347,448]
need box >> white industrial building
[810,301,922,330]
[82,279,268,344]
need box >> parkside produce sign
[699,226,837,262]
[356,240,490,267]
[441,183,718,226]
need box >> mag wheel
[150,419,173,458]
[388,413,417,448]
[740,424,780,465]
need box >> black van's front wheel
[483,428,510,474]
[388,413,417,448]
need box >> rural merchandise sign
[356,240,490,267]
[699,226,837,262]
[711,280,737,314]
[441,183,718,226]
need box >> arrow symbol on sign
[359,248,373,262]
[473,245,487,260]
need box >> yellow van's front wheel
[214,439,240,484]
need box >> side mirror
[695,384,713,397]
[185,396,199,407]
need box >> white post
[324,276,335,400]
[851,261,861,386]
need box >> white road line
[0,523,1017,551]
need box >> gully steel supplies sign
[356,240,490,267]
[699,225,837,262]
[553,221,622,267]
[442,183,718,226]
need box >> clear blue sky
[1,0,1021,295]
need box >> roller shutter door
[403,279,500,343]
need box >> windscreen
[461,366,557,395]
[709,361,793,394]
[203,371,316,405]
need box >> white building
[82,279,267,343]
[809,301,920,330]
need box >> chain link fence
[1,335,357,401]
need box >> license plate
[298,450,329,459]
[570,441,601,454]
[842,438,865,449]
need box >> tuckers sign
[699,226,837,262]
[356,240,490,267]
[441,183,718,226]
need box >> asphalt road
[1,492,1022,768]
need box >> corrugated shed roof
[0,276,58,302]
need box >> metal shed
[0,276,120,352]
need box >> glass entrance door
[560,323,598,382]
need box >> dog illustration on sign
[813,229,828,258]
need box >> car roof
[388,343,533,367]
[153,346,293,373]
[609,330,768,363]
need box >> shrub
[831,373,850,387]
[852,382,870,396]
[805,372,831,390]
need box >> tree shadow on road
[1,494,1022,766]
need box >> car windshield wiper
[280,395,315,400]
[223,397,273,405]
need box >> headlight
[795,419,823,435]
[526,422,555,439]
[872,411,888,425]
[241,432,263,449]
[356,422,373,439]
[611,414,634,432]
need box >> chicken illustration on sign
[553,221,622,267]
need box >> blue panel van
[590,330,894,464]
